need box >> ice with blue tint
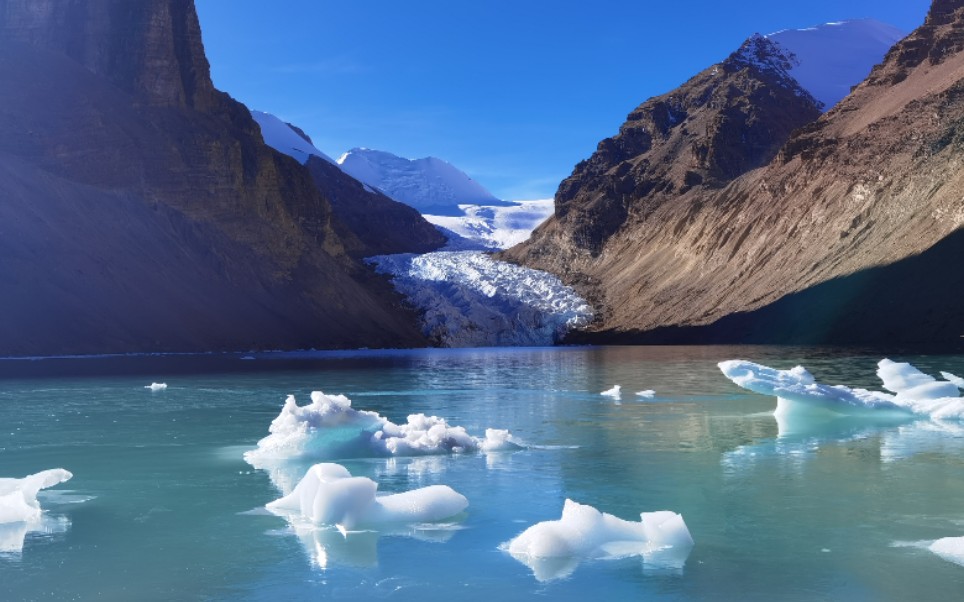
[264,463,467,569]
[244,391,521,473]
[719,359,964,421]
[635,390,656,399]
[267,463,467,530]
[600,385,621,399]
[505,499,693,581]
[0,469,72,554]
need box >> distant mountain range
[504,3,964,346]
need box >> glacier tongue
[369,251,593,347]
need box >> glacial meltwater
[2,346,964,601]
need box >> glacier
[504,499,693,582]
[423,199,554,250]
[369,251,592,347]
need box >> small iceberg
[0,469,73,554]
[930,537,964,567]
[719,359,964,422]
[244,391,521,469]
[600,385,621,399]
[635,390,656,399]
[145,382,167,391]
[266,463,468,530]
[504,499,693,581]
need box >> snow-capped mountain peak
[249,110,337,165]
[337,147,507,216]
[765,19,906,111]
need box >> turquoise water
[2,346,964,601]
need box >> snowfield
[424,199,554,250]
[250,110,337,165]
[369,251,593,347]
[338,148,509,216]
[766,19,905,111]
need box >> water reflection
[0,514,70,556]
[279,522,460,569]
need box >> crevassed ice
[504,499,693,581]
[244,391,521,468]
[369,251,593,347]
[718,359,964,420]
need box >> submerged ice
[369,251,592,347]
[245,391,521,470]
[719,359,964,421]
[505,499,693,581]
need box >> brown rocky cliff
[519,34,821,265]
[507,0,964,345]
[0,0,217,110]
[0,0,431,354]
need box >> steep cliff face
[0,0,429,355]
[507,0,964,346]
[513,35,821,267]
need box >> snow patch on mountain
[250,110,337,165]
[766,19,905,111]
[338,148,511,216]
[424,199,554,250]
[369,251,592,347]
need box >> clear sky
[195,0,931,200]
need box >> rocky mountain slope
[0,0,438,355]
[505,2,964,346]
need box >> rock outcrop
[506,0,964,346]
[0,0,431,355]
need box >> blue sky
[196,1,931,200]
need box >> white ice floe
[244,392,521,471]
[601,385,621,399]
[504,499,693,581]
[930,537,964,567]
[145,382,167,391]
[636,390,656,399]
[369,251,593,347]
[719,359,964,421]
[0,469,73,554]
[941,372,964,390]
[266,463,468,531]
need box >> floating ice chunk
[0,469,73,554]
[930,537,964,567]
[635,390,656,399]
[145,382,167,391]
[941,372,964,390]
[505,499,693,581]
[600,385,621,399]
[718,359,964,421]
[244,392,522,468]
[0,469,72,525]
[266,463,468,530]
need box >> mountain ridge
[504,2,964,346]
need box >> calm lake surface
[2,345,963,601]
